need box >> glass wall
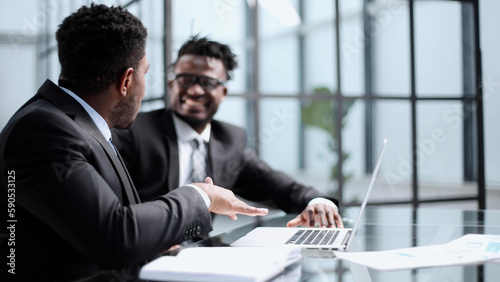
[1,0,499,209]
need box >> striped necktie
[190,138,208,183]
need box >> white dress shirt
[172,113,211,187]
[60,86,111,142]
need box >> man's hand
[286,203,344,228]
[194,177,268,220]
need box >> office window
[0,0,167,113]
[372,1,411,97]
[259,35,300,95]
[304,25,336,93]
[415,2,463,97]
[1,0,494,209]
[340,2,364,96]
[416,101,463,186]
[213,96,247,128]
[159,0,486,208]
[480,0,500,193]
[225,0,484,209]
[259,98,301,170]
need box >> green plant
[301,87,354,181]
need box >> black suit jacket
[113,109,338,213]
[0,80,212,281]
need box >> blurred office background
[1,0,499,211]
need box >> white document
[334,234,500,271]
[139,246,301,282]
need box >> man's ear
[118,67,134,97]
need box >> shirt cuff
[308,197,338,212]
[183,184,211,208]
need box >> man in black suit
[114,36,344,228]
[0,5,267,281]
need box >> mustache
[173,112,211,126]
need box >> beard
[173,111,212,128]
[110,96,139,129]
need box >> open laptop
[231,139,388,253]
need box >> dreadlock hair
[173,35,238,80]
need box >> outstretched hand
[286,203,344,228]
[195,177,269,220]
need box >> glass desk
[164,207,500,282]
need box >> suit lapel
[114,148,140,204]
[38,80,139,204]
[163,110,180,189]
[208,132,225,185]
[89,132,139,205]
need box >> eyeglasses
[168,73,225,90]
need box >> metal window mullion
[472,0,486,210]
[298,0,305,170]
[334,0,344,203]
[462,2,476,182]
[163,0,172,108]
[364,0,374,173]
[247,1,260,156]
[409,0,419,209]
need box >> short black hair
[56,3,148,95]
[173,35,238,80]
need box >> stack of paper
[139,246,301,282]
[334,234,500,270]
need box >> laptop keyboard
[285,229,340,246]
